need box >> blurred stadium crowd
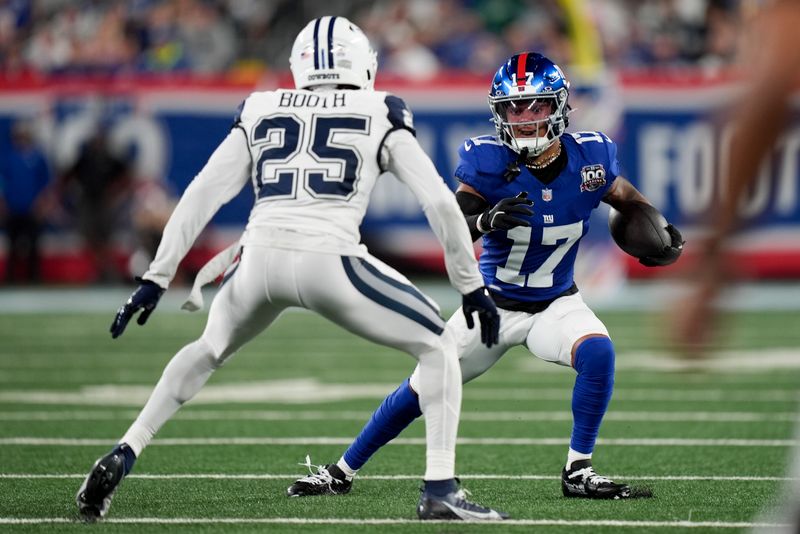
[0,0,741,78]
[0,0,752,285]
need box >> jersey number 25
[251,113,370,200]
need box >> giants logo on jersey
[580,164,606,192]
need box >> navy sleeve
[384,95,416,136]
[231,99,246,130]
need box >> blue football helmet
[488,53,570,156]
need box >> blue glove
[110,277,165,339]
[462,287,500,348]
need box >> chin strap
[503,146,529,182]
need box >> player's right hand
[479,192,533,232]
[639,224,684,267]
[462,287,500,348]
[110,277,165,339]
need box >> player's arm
[455,183,533,241]
[603,176,684,267]
[142,129,250,288]
[601,175,648,208]
[383,129,499,346]
[110,129,251,338]
[384,131,482,294]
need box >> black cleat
[76,445,132,521]
[286,456,352,497]
[418,485,508,521]
[562,459,631,499]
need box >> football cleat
[561,459,631,499]
[418,485,508,521]
[286,456,352,497]
[76,444,133,521]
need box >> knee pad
[574,336,615,376]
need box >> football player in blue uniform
[288,52,683,500]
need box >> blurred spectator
[0,119,52,283]
[177,0,235,74]
[59,126,132,283]
[0,0,750,78]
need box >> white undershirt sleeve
[143,129,251,289]
[382,129,483,295]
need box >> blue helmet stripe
[327,16,337,70]
[312,18,321,69]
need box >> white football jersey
[235,88,413,254]
[144,87,482,295]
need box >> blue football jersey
[455,131,619,302]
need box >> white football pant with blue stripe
[122,247,461,480]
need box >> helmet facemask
[489,88,569,157]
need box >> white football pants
[410,292,608,390]
[122,245,462,480]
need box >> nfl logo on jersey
[542,188,553,202]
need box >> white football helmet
[290,16,378,91]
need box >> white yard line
[1,437,798,446]
[0,517,790,528]
[1,383,798,405]
[0,410,796,422]
[1,473,797,481]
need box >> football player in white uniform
[76,16,505,522]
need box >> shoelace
[453,486,496,513]
[568,466,613,485]
[296,455,333,486]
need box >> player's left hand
[110,277,165,339]
[462,287,500,348]
[639,224,684,267]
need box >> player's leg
[328,307,524,482]
[77,248,284,520]
[293,253,506,519]
[526,293,630,499]
[288,307,528,496]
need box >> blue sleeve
[454,140,480,189]
[384,95,415,136]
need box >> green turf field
[1,308,799,532]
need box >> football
[608,201,671,259]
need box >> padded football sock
[121,337,218,457]
[417,333,461,481]
[566,448,592,471]
[570,336,615,455]
[342,377,423,471]
[111,443,137,476]
[423,478,458,497]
